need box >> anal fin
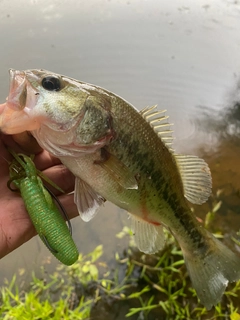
[130,215,165,254]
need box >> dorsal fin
[139,106,174,149]
[175,154,212,205]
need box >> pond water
[0,0,240,287]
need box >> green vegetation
[1,201,240,320]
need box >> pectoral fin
[95,148,138,190]
[175,154,212,204]
[74,177,105,222]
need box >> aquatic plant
[0,199,240,320]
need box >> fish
[0,69,240,309]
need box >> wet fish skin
[0,69,240,310]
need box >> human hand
[0,133,78,259]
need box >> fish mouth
[0,69,40,134]
[7,69,28,110]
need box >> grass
[0,201,240,320]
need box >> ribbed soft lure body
[8,150,78,265]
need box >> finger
[58,193,79,219]
[0,136,13,175]
[34,151,62,171]
[1,133,33,154]
[0,198,37,259]
[1,132,42,154]
[41,165,75,195]
[12,132,43,154]
[0,194,78,260]
[1,133,62,170]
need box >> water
[0,0,240,284]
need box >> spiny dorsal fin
[175,154,212,205]
[139,105,174,149]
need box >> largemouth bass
[0,69,240,309]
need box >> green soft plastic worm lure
[8,149,79,266]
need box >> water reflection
[196,93,240,143]
[192,84,240,237]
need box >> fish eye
[41,76,61,91]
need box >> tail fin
[182,231,240,310]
